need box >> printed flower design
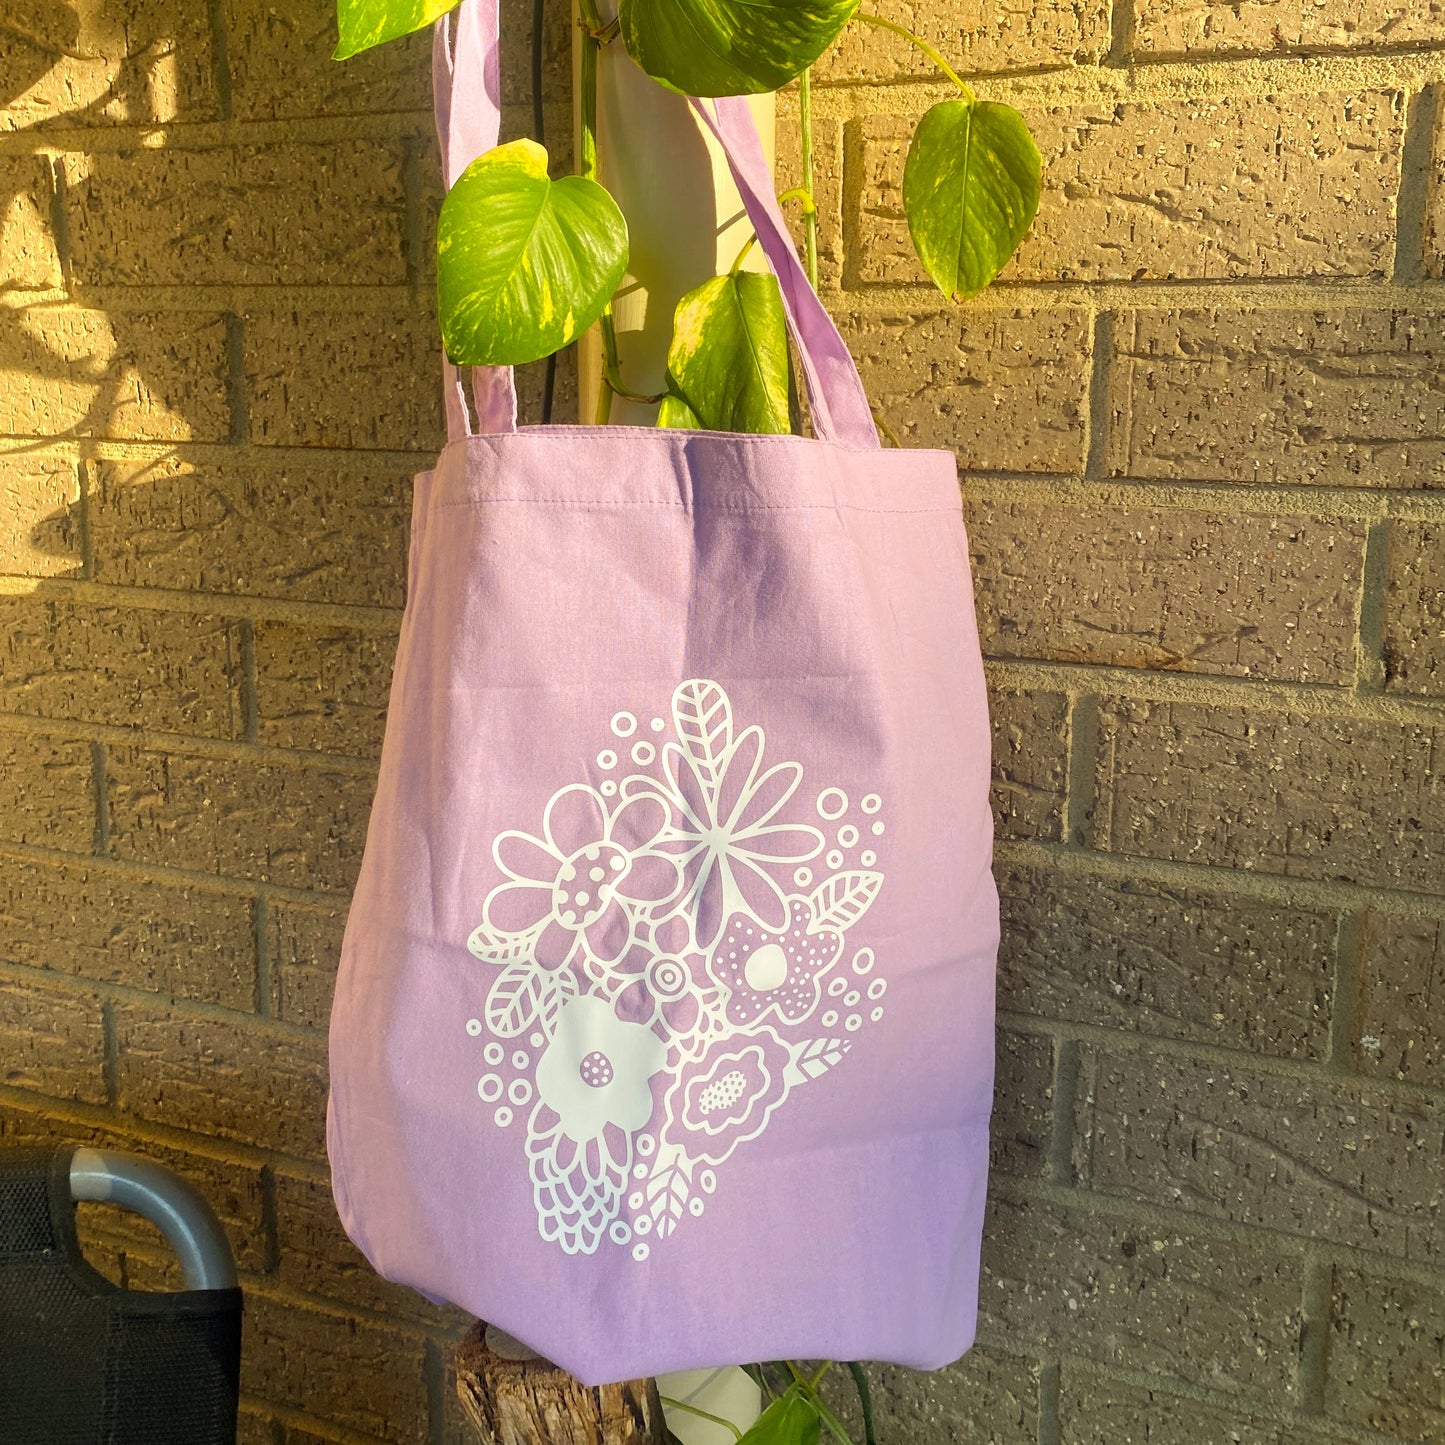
[638,692,822,947]
[666,1028,791,1166]
[466,679,890,1260]
[534,994,667,1144]
[710,899,842,1028]
[480,785,682,966]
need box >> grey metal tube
[69,1147,238,1291]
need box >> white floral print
[463,680,889,1260]
[534,994,666,1143]
[477,785,682,968]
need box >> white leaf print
[807,870,884,935]
[672,679,733,801]
[466,921,538,967]
[485,963,574,1038]
[787,1037,853,1085]
[645,1143,693,1240]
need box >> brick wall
[1,1,1441,1442]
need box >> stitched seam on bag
[428,497,962,514]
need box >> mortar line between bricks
[99,998,118,1107]
[1036,1358,1061,1445]
[239,1272,475,1342]
[11,435,1445,522]
[1355,518,1393,692]
[9,274,1445,318]
[995,1006,1445,1104]
[88,739,109,855]
[258,1161,281,1274]
[996,838,1445,919]
[1046,1039,1082,1185]
[806,49,1445,108]
[0,439,434,468]
[236,1397,385,1445]
[1392,81,1439,283]
[1045,1352,1398,1444]
[0,711,383,773]
[0,114,437,158]
[1298,1254,1335,1414]
[1081,309,1114,481]
[45,154,72,293]
[225,313,249,445]
[205,0,233,122]
[1107,0,1135,66]
[984,658,1445,726]
[0,574,403,630]
[0,958,332,1043]
[0,1084,334,1182]
[253,894,273,1019]
[0,838,347,906]
[73,456,94,579]
[964,474,1445,524]
[995,1176,1445,1287]
[238,618,259,744]
[424,1337,447,1445]
[1329,913,1370,1072]
[822,274,1445,312]
[1063,694,1100,848]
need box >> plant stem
[853,12,975,98]
[576,0,626,422]
[658,1396,744,1441]
[845,1363,877,1445]
[730,232,759,275]
[797,67,819,289]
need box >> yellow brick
[0,0,219,130]
[1108,309,1445,488]
[818,0,1108,83]
[0,597,244,737]
[89,455,410,607]
[65,142,408,287]
[0,156,60,288]
[0,452,82,577]
[1133,0,1445,56]
[0,307,231,442]
[853,91,1403,285]
[839,307,1090,470]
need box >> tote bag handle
[433,0,881,449]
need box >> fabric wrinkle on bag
[327,0,1000,1387]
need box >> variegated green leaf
[621,0,857,96]
[657,272,790,435]
[334,0,458,60]
[903,98,1041,302]
[438,139,629,367]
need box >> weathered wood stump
[455,1322,667,1445]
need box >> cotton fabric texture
[327,0,999,1386]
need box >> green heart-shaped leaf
[620,0,858,96]
[903,98,1041,301]
[738,1391,823,1445]
[334,0,458,59]
[437,139,629,367]
[657,271,791,434]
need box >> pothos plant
[335,0,1040,436]
[334,2,1038,1438]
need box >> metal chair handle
[69,1147,238,1291]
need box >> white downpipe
[570,15,773,1437]
[574,8,774,424]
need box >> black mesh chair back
[0,1147,242,1445]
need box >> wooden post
[454,1323,668,1444]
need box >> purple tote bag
[327,0,1000,1387]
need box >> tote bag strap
[434,2,519,439]
[433,0,880,449]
